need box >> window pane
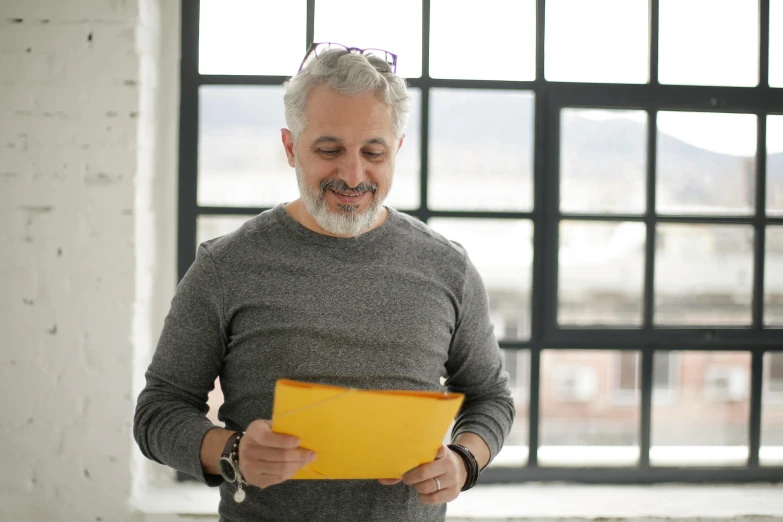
[199,0,305,76]
[762,352,783,465]
[540,350,640,467]
[428,219,532,341]
[651,351,750,467]
[430,0,535,81]
[617,351,637,392]
[429,89,534,211]
[489,349,530,468]
[382,89,420,210]
[768,116,783,216]
[770,0,783,87]
[560,109,647,214]
[657,112,756,215]
[766,226,783,326]
[197,215,249,249]
[659,0,759,87]
[655,224,753,326]
[198,86,298,208]
[545,0,649,84]
[558,221,645,326]
[314,0,422,78]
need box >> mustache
[320,179,378,194]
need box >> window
[181,0,783,483]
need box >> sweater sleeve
[445,251,516,465]
[133,244,227,486]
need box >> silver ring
[434,476,441,492]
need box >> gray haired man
[133,43,515,522]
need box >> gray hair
[283,49,412,142]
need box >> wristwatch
[218,431,247,502]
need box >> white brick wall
[0,0,179,520]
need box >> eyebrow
[311,136,390,147]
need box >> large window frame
[178,0,783,483]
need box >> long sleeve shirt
[133,203,515,522]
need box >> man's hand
[238,419,316,490]
[378,445,467,505]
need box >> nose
[339,151,367,189]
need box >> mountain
[197,85,783,212]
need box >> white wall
[0,0,180,520]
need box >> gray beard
[295,161,388,237]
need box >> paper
[271,379,464,480]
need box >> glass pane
[198,86,299,208]
[657,112,756,215]
[197,215,250,249]
[558,221,646,326]
[659,0,759,87]
[199,0,305,76]
[384,89,421,210]
[560,109,647,214]
[768,116,783,215]
[429,89,534,211]
[761,352,783,465]
[428,219,533,341]
[545,0,649,84]
[766,226,783,326]
[314,0,422,78]
[540,350,640,467]
[770,0,783,87]
[489,349,530,468]
[607,352,680,403]
[651,351,750,467]
[430,0,535,81]
[655,224,753,326]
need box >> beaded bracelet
[232,431,248,503]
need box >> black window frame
[178,0,783,483]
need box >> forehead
[302,85,395,139]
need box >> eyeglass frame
[297,42,398,74]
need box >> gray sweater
[133,203,515,522]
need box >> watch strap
[221,431,241,460]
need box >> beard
[295,160,390,237]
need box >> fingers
[238,419,317,490]
[401,445,463,505]
[245,419,301,449]
[417,486,455,506]
[378,478,402,486]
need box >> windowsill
[491,445,783,467]
[132,482,783,521]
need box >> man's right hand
[238,419,316,489]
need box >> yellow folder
[271,379,464,480]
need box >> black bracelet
[447,443,480,491]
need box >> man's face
[282,85,404,237]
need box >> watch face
[219,456,237,482]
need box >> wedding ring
[434,476,441,492]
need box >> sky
[198,0,783,157]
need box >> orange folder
[270,379,464,480]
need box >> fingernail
[308,452,317,462]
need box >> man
[133,43,515,522]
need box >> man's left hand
[378,444,466,505]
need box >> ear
[396,134,405,154]
[281,128,296,168]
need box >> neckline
[273,202,399,249]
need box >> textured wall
[0,0,178,520]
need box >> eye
[364,150,384,159]
[318,149,340,156]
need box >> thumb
[434,444,448,459]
